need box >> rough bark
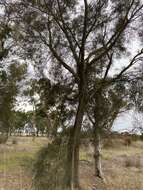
[93,129,104,179]
[66,90,86,190]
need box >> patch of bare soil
[0,169,32,190]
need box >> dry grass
[0,137,48,190]
[0,137,142,190]
[80,139,143,190]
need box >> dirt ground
[80,140,143,190]
[0,137,143,190]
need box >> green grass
[0,151,35,171]
[80,150,93,162]
[0,137,49,172]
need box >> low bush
[103,139,114,148]
[123,137,132,147]
[32,137,68,190]
[0,134,8,144]
[125,157,141,168]
[140,133,143,141]
[12,138,18,144]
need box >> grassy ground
[80,140,143,190]
[0,137,143,190]
[0,137,48,190]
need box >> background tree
[12,111,27,135]
[0,3,27,138]
[130,64,143,137]
[0,62,27,136]
[133,112,143,136]
[86,79,129,179]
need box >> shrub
[12,138,18,145]
[125,157,141,168]
[103,138,114,148]
[0,134,8,144]
[32,137,67,190]
[140,133,143,141]
[123,137,132,147]
[132,134,139,141]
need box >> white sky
[112,110,134,132]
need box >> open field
[0,137,143,190]
[0,137,48,190]
[80,139,143,190]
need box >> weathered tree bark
[93,90,104,180]
[8,127,12,137]
[93,128,104,179]
[66,90,86,190]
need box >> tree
[5,0,143,189]
[12,111,27,135]
[0,2,27,137]
[133,111,143,135]
[130,64,143,136]
[130,65,143,112]
[0,62,27,135]
[0,17,11,60]
[0,10,12,136]
[86,79,129,179]
[37,77,76,138]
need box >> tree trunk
[36,130,39,137]
[66,92,85,190]
[8,127,12,137]
[94,128,104,179]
